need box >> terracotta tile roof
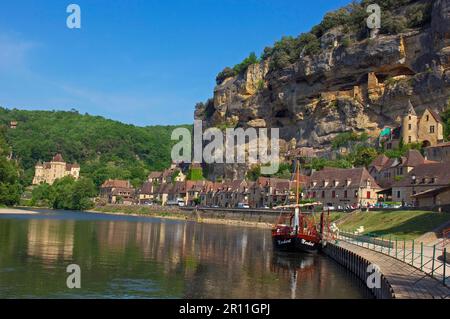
[139,181,153,194]
[369,154,390,171]
[101,179,132,189]
[309,167,380,189]
[148,171,163,179]
[401,149,426,167]
[156,183,172,194]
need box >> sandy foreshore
[0,208,40,215]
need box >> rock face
[196,0,450,180]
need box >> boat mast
[293,157,300,234]
[296,157,300,206]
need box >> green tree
[187,167,204,181]
[349,146,378,168]
[0,131,21,206]
[0,107,189,187]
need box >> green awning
[380,127,391,137]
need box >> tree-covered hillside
[0,108,191,187]
[0,127,21,206]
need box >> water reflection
[0,211,370,299]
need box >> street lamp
[411,174,417,207]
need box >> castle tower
[402,100,418,144]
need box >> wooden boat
[271,158,326,253]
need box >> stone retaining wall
[322,242,395,299]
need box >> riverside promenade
[334,240,450,299]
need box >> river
[0,209,372,299]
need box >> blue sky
[0,0,350,126]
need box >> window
[430,126,435,134]
[408,124,412,130]
[408,136,412,143]
[397,191,401,199]
[344,190,348,198]
[426,115,429,121]
[332,191,336,198]
[322,191,325,198]
[367,191,371,199]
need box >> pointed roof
[369,154,390,171]
[52,153,65,162]
[401,149,425,167]
[427,108,443,124]
[404,100,417,116]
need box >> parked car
[237,203,250,209]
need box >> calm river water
[0,209,371,299]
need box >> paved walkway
[336,240,450,299]
[338,233,449,286]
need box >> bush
[380,12,407,35]
[406,3,432,29]
[232,52,259,75]
[216,67,236,85]
[31,176,97,210]
[332,132,368,149]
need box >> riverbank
[91,205,274,229]
[0,208,39,215]
[337,210,450,240]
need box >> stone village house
[368,149,435,189]
[100,179,135,205]
[392,162,450,207]
[383,101,444,150]
[304,167,381,208]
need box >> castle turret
[402,100,418,144]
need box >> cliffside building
[32,154,80,185]
[385,101,444,150]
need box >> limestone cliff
[195,0,450,180]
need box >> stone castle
[32,154,80,185]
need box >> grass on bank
[336,210,450,240]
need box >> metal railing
[335,230,449,287]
